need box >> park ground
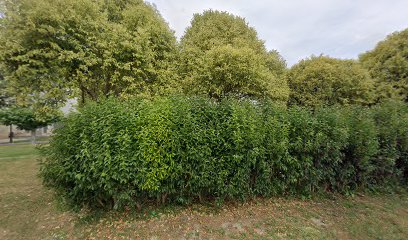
[1,144,408,239]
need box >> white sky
[147,0,408,66]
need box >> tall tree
[287,56,375,107]
[359,28,408,102]
[0,0,178,109]
[179,10,289,101]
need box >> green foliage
[360,28,408,102]
[371,100,408,185]
[179,10,289,101]
[0,107,61,130]
[338,107,379,191]
[40,97,408,209]
[266,50,287,77]
[0,74,13,108]
[0,0,178,109]
[181,45,287,101]
[180,10,265,52]
[285,106,349,194]
[287,56,375,107]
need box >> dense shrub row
[40,97,408,209]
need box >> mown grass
[0,144,408,239]
[0,144,38,160]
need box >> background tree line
[0,0,407,128]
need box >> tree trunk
[81,88,85,105]
[9,125,13,143]
[31,129,37,144]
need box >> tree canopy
[0,0,178,109]
[179,10,289,101]
[0,2,406,108]
[0,74,12,108]
[287,56,375,107]
[359,28,408,102]
[180,10,265,53]
[0,107,60,131]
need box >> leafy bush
[40,97,408,209]
[372,100,408,185]
[338,107,379,192]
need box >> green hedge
[40,97,408,209]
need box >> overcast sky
[146,0,408,66]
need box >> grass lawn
[1,144,408,239]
